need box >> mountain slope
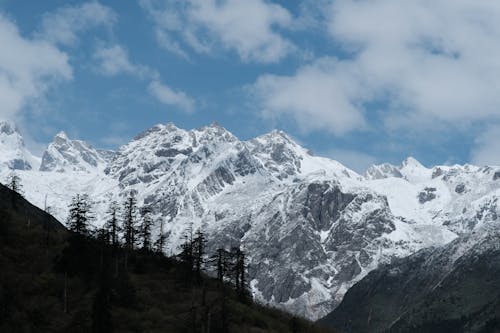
[0,121,40,170]
[0,184,336,333]
[319,222,500,333]
[1,121,499,320]
[40,131,110,172]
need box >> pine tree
[139,207,154,251]
[6,172,22,208]
[192,228,207,282]
[178,225,194,277]
[210,248,231,284]
[104,201,121,247]
[122,193,138,250]
[154,218,167,254]
[6,171,22,194]
[67,194,93,236]
[230,247,249,299]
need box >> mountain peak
[0,120,17,136]
[55,131,69,140]
[40,132,106,173]
[401,156,424,168]
[0,121,39,170]
[194,122,237,144]
[365,163,403,180]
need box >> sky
[1,0,500,172]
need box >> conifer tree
[67,194,93,236]
[122,193,138,250]
[210,248,231,283]
[6,171,22,194]
[193,228,207,281]
[179,225,194,275]
[104,201,121,247]
[139,207,154,251]
[6,172,22,208]
[230,247,249,299]
[154,218,167,254]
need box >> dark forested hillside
[0,184,336,333]
[318,230,500,333]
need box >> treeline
[66,192,250,297]
[1,174,336,333]
[63,190,253,332]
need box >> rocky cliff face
[0,121,499,320]
[320,222,500,332]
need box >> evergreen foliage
[153,217,167,254]
[139,207,154,251]
[6,171,22,194]
[104,201,121,247]
[0,184,336,333]
[122,192,138,250]
[67,194,93,236]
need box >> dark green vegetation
[0,184,336,333]
[319,236,500,333]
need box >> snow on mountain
[321,220,500,332]
[40,131,110,172]
[0,121,40,170]
[0,121,499,320]
[365,163,403,180]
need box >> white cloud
[140,0,294,63]
[93,44,196,112]
[93,44,155,78]
[252,0,500,135]
[38,1,117,46]
[251,58,366,135]
[328,0,500,122]
[471,125,500,166]
[149,80,195,113]
[155,29,191,60]
[0,14,72,120]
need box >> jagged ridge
[0,120,499,320]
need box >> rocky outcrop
[319,225,500,333]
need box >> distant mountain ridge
[0,120,499,320]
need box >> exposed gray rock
[320,226,500,333]
[418,187,437,203]
[455,183,466,194]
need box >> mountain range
[1,120,499,321]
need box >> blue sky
[1,0,500,172]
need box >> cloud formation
[252,0,500,134]
[94,44,154,78]
[93,43,195,113]
[38,1,117,46]
[0,14,72,120]
[140,0,294,63]
[252,57,366,135]
[149,80,195,113]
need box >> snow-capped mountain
[0,121,40,170]
[1,121,499,320]
[40,131,110,172]
[321,221,500,332]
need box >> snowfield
[1,120,499,320]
